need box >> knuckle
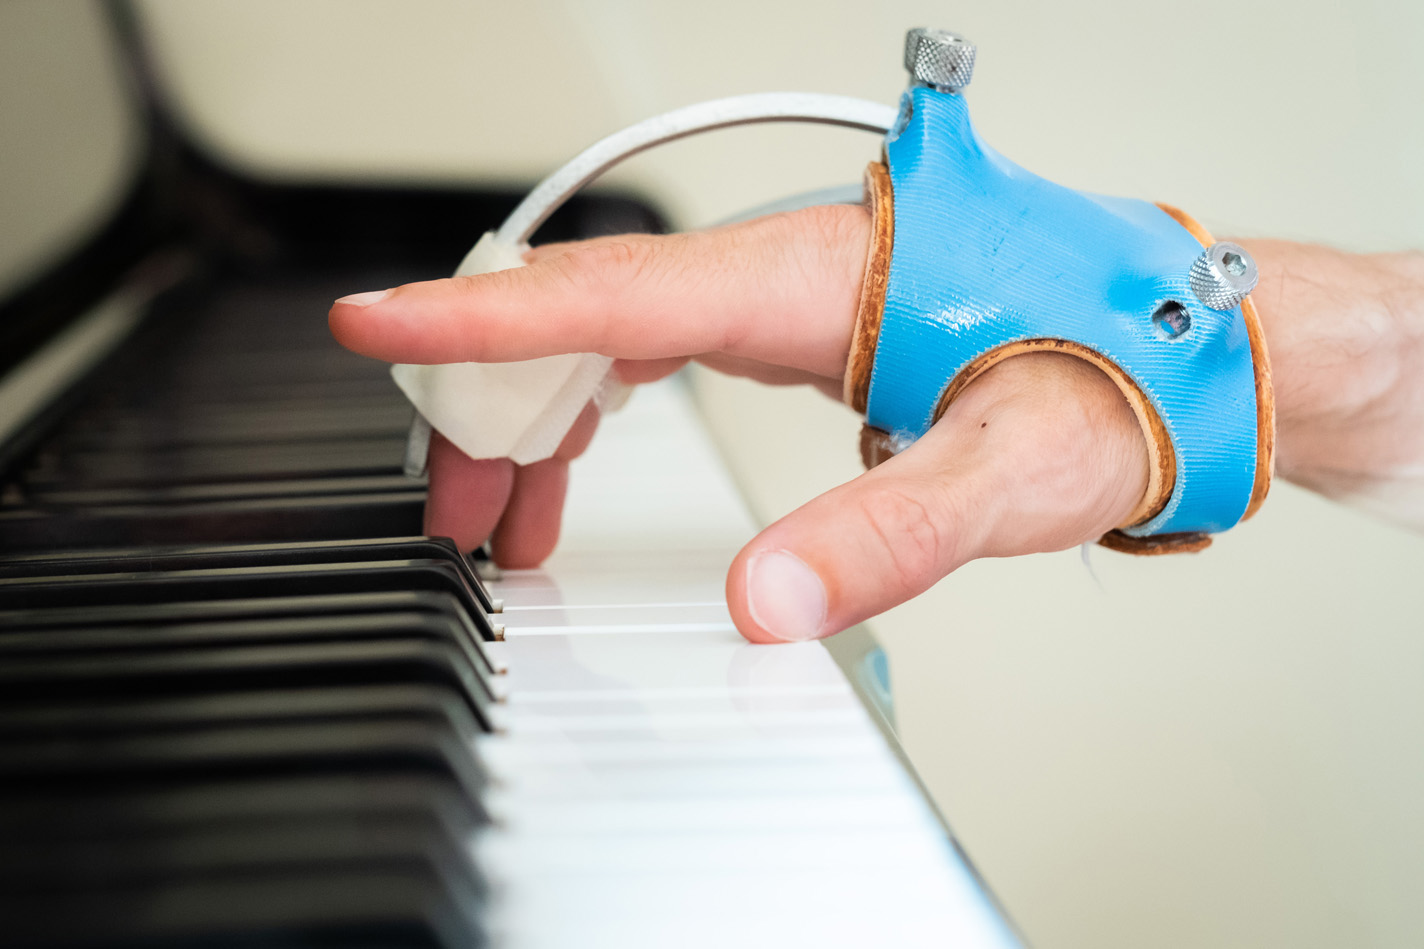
[855,484,952,593]
[563,237,659,288]
[447,272,490,298]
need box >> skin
[329,205,1424,643]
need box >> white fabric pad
[390,231,630,465]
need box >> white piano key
[481,640,509,673]
[475,731,888,767]
[498,601,733,634]
[499,599,724,612]
[489,723,878,751]
[484,790,930,835]
[499,630,851,695]
[487,867,1018,949]
[493,707,866,734]
[475,376,1021,947]
[502,683,852,703]
[475,825,953,875]
[487,549,738,609]
[503,620,738,636]
[497,690,859,716]
[480,756,914,800]
[486,863,989,909]
[495,913,1008,949]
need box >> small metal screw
[1189,241,1258,311]
[904,28,976,92]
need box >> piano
[0,3,1022,946]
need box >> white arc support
[398,93,898,477]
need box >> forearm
[1239,239,1424,524]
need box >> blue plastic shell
[865,86,1258,537]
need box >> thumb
[726,352,1151,643]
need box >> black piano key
[0,712,491,942]
[0,636,490,716]
[0,128,666,945]
[0,865,484,949]
[20,474,419,506]
[117,377,405,408]
[0,685,485,746]
[0,604,496,687]
[0,608,481,655]
[0,490,428,548]
[0,813,482,896]
[0,559,493,636]
[0,613,497,703]
[0,590,481,639]
[0,774,482,842]
[0,537,495,612]
[25,437,412,486]
[0,716,487,795]
[0,823,487,949]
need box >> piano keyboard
[0,260,1020,946]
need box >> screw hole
[1222,251,1247,277]
[1152,301,1191,339]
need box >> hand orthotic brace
[848,74,1273,552]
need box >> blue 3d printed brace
[847,29,1273,553]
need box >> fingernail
[334,289,390,307]
[746,549,827,642]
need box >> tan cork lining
[1155,203,1275,522]
[859,423,896,469]
[844,161,894,413]
[1097,529,1213,555]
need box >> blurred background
[4,1,1423,946]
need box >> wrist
[1238,239,1424,501]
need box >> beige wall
[0,2,141,300]
[121,2,1424,945]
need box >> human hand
[330,205,1151,643]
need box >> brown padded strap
[844,162,894,413]
[1155,203,1275,522]
[1099,206,1276,553]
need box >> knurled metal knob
[1189,241,1258,311]
[904,28,976,92]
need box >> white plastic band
[496,93,897,246]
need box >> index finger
[328,205,868,379]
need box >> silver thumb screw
[1189,241,1259,311]
[904,28,976,92]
